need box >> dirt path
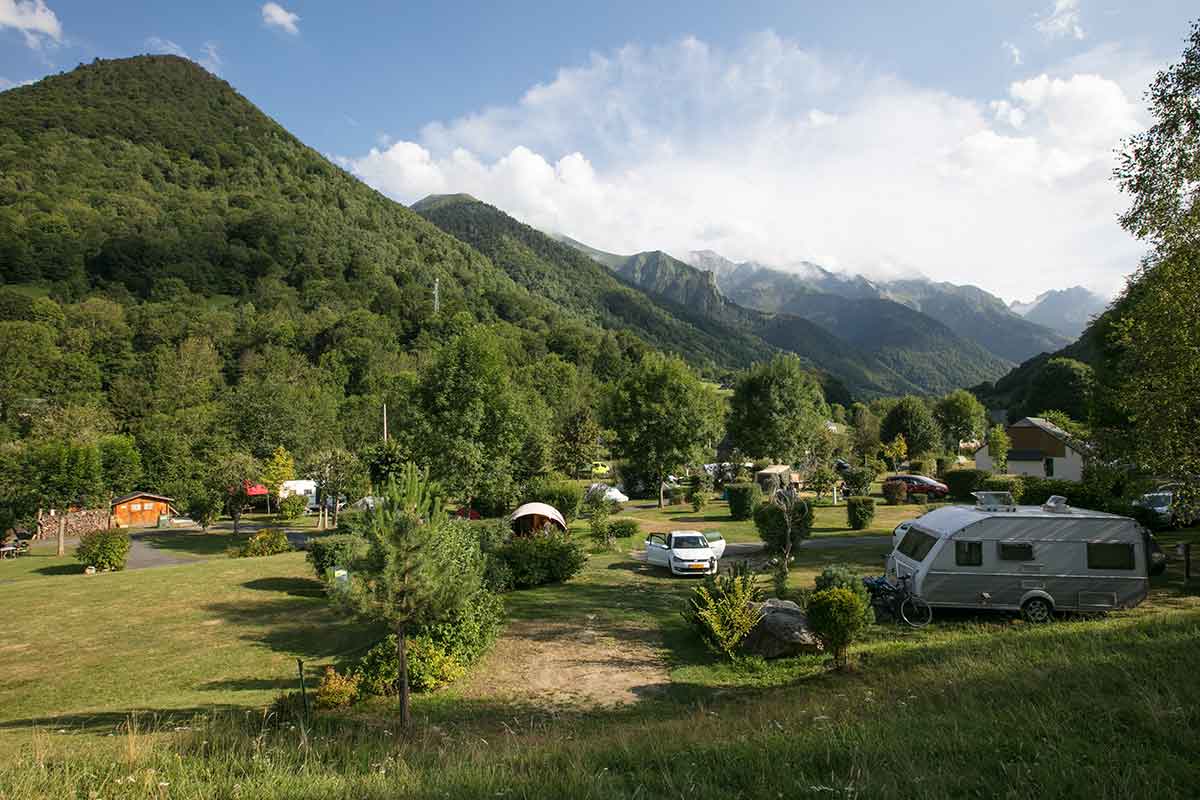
[460,617,670,707]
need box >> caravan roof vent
[1042,495,1072,514]
[972,491,1016,512]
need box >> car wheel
[1022,597,1054,623]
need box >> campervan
[889,493,1162,621]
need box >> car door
[645,533,669,566]
[704,532,726,559]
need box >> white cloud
[1003,41,1023,65]
[261,2,300,35]
[1036,0,1085,41]
[145,37,223,75]
[340,33,1148,301]
[0,0,62,49]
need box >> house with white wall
[975,417,1087,481]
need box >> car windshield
[897,528,938,562]
[1143,492,1172,506]
[672,536,707,549]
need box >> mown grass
[3,512,1198,798]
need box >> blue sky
[2,1,1197,299]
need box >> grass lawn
[0,539,80,583]
[3,511,1199,798]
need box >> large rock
[742,599,823,659]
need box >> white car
[587,483,629,504]
[892,520,913,549]
[644,530,727,575]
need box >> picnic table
[0,545,17,560]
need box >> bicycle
[863,574,933,628]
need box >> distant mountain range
[1009,287,1110,339]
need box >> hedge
[846,496,875,530]
[609,519,640,538]
[882,480,907,505]
[306,534,364,579]
[493,535,587,588]
[945,468,990,500]
[726,483,762,520]
[980,475,1025,503]
[525,477,584,523]
[75,528,131,571]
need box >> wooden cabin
[111,492,176,528]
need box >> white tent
[511,502,567,535]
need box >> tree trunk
[332,498,339,529]
[657,474,665,508]
[396,622,410,728]
[56,513,66,557]
[233,509,241,535]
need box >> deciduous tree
[727,354,828,464]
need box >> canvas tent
[511,502,567,536]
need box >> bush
[584,491,611,548]
[306,534,364,579]
[355,589,504,694]
[667,487,687,505]
[814,564,874,624]
[806,466,838,498]
[807,587,867,668]
[681,562,765,660]
[494,535,587,588]
[614,461,657,499]
[842,466,875,497]
[945,468,991,500]
[232,528,291,558]
[525,476,584,523]
[75,528,130,571]
[314,666,359,709]
[726,483,762,520]
[910,492,928,506]
[882,480,907,505]
[753,500,814,554]
[935,457,952,477]
[980,474,1026,503]
[690,492,709,512]
[1020,477,1086,507]
[609,519,640,538]
[845,496,875,530]
[276,494,308,521]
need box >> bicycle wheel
[900,595,933,628]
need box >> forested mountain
[1009,286,1110,339]
[556,235,1009,395]
[681,252,1070,363]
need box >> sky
[1,1,1196,302]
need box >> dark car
[885,474,949,499]
[834,459,851,474]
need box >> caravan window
[897,529,938,562]
[955,541,982,566]
[1087,542,1135,570]
[998,542,1034,561]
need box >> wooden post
[396,622,410,728]
[297,658,310,725]
[56,512,66,557]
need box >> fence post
[297,658,310,725]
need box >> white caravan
[889,493,1159,621]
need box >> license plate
[688,563,706,570]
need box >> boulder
[742,598,823,659]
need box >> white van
[890,494,1161,622]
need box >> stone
[742,598,823,659]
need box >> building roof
[111,491,174,506]
[1007,449,1047,462]
[1013,417,1088,453]
[511,502,567,531]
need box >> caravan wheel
[1022,597,1054,623]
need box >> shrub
[355,589,504,694]
[806,466,838,498]
[232,528,291,558]
[667,486,687,505]
[306,534,364,579]
[614,461,656,499]
[690,492,709,513]
[935,457,952,477]
[681,562,765,660]
[807,587,868,668]
[276,494,309,521]
[525,476,584,523]
[945,468,991,500]
[726,483,762,520]
[842,466,876,497]
[980,474,1025,503]
[314,666,359,709]
[609,519,640,538]
[845,496,875,530]
[584,491,611,548]
[814,564,874,624]
[910,492,928,506]
[75,528,130,571]
[494,535,587,588]
[882,480,907,505]
[1020,477,1086,507]
[753,500,814,554]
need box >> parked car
[885,474,949,499]
[587,483,629,504]
[590,461,611,477]
[834,458,851,474]
[644,530,727,575]
[1135,484,1197,527]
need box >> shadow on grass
[242,577,326,597]
[35,563,84,576]
[203,593,381,661]
[138,531,249,558]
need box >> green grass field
[2,499,1199,798]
